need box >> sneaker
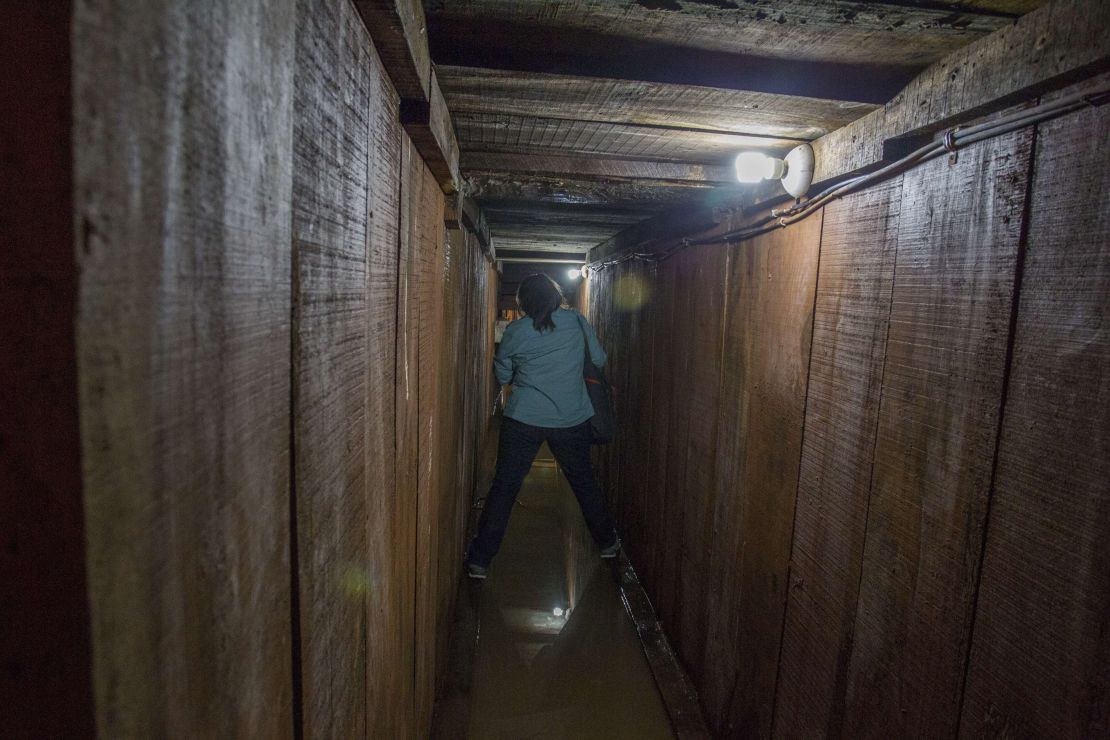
[600,536,621,559]
[466,563,489,580]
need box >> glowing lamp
[734,144,815,198]
[567,268,582,279]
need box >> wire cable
[586,87,1107,272]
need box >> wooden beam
[352,0,430,100]
[811,0,1110,183]
[437,66,877,141]
[354,2,459,193]
[463,153,734,184]
[427,19,920,105]
[454,194,492,256]
[400,70,460,194]
[464,172,716,210]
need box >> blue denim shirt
[496,308,608,428]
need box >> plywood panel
[73,0,296,735]
[702,215,822,738]
[292,0,383,733]
[842,130,1033,739]
[959,104,1110,739]
[773,179,902,739]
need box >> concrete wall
[589,82,1109,739]
[0,0,500,736]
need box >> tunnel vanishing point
[3,1,1109,738]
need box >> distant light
[567,268,581,280]
[553,607,565,617]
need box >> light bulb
[735,151,786,183]
[735,151,772,182]
[567,268,581,279]
[553,607,564,617]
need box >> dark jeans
[466,417,617,568]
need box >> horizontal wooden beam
[463,152,735,184]
[399,70,460,194]
[352,0,430,100]
[589,0,1110,266]
[354,2,459,193]
[428,19,920,105]
[464,172,716,210]
[811,0,1110,183]
[437,66,877,142]
[497,250,586,264]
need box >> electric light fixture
[734,143,815,198]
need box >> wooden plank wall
[74,1,298,735]
[71,0,493,736]
[589,91,1108,739]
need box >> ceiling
[425,0,1048,256]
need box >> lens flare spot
[336,563,372,598]
[614,274,649,311]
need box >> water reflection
[466,451,674,739]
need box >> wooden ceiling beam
[353,1,459,193]
[463,153,735,185]
[812,0,1110,184]
[427,19,920,105]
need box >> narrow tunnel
[3,1,1108,738]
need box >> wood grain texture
[412,144,448,740]
[772,179,902,740]
[456,111,796,165]
[959,101,1110,740]
[842,129,1033,739]
[439,66,870,140]
[812,0,1110,183]
[292,0,379,733]
[362,31,411,738]
[426,0,1032,68]
[74,0,296,735]
[706,216,822,738]
[674,245,728,690]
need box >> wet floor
[464,448,675,740]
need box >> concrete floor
[464,449,674,739]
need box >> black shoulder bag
[575,313,615,444]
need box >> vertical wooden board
[73,0,296,735]
[726,216,823,739]
[675,244,728,688]
[394,136,422,739]
[699,215,822,738]
[412,150,447,740]
[773,179,902,740]
[959,104,1110,739]
[363,32,407,739]
[642,260,679,595]
[842,130,1033,739]
[659,250,696,629]
[291,0,377,734]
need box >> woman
[465,274,619,579]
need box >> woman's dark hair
[517,273,564,333]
